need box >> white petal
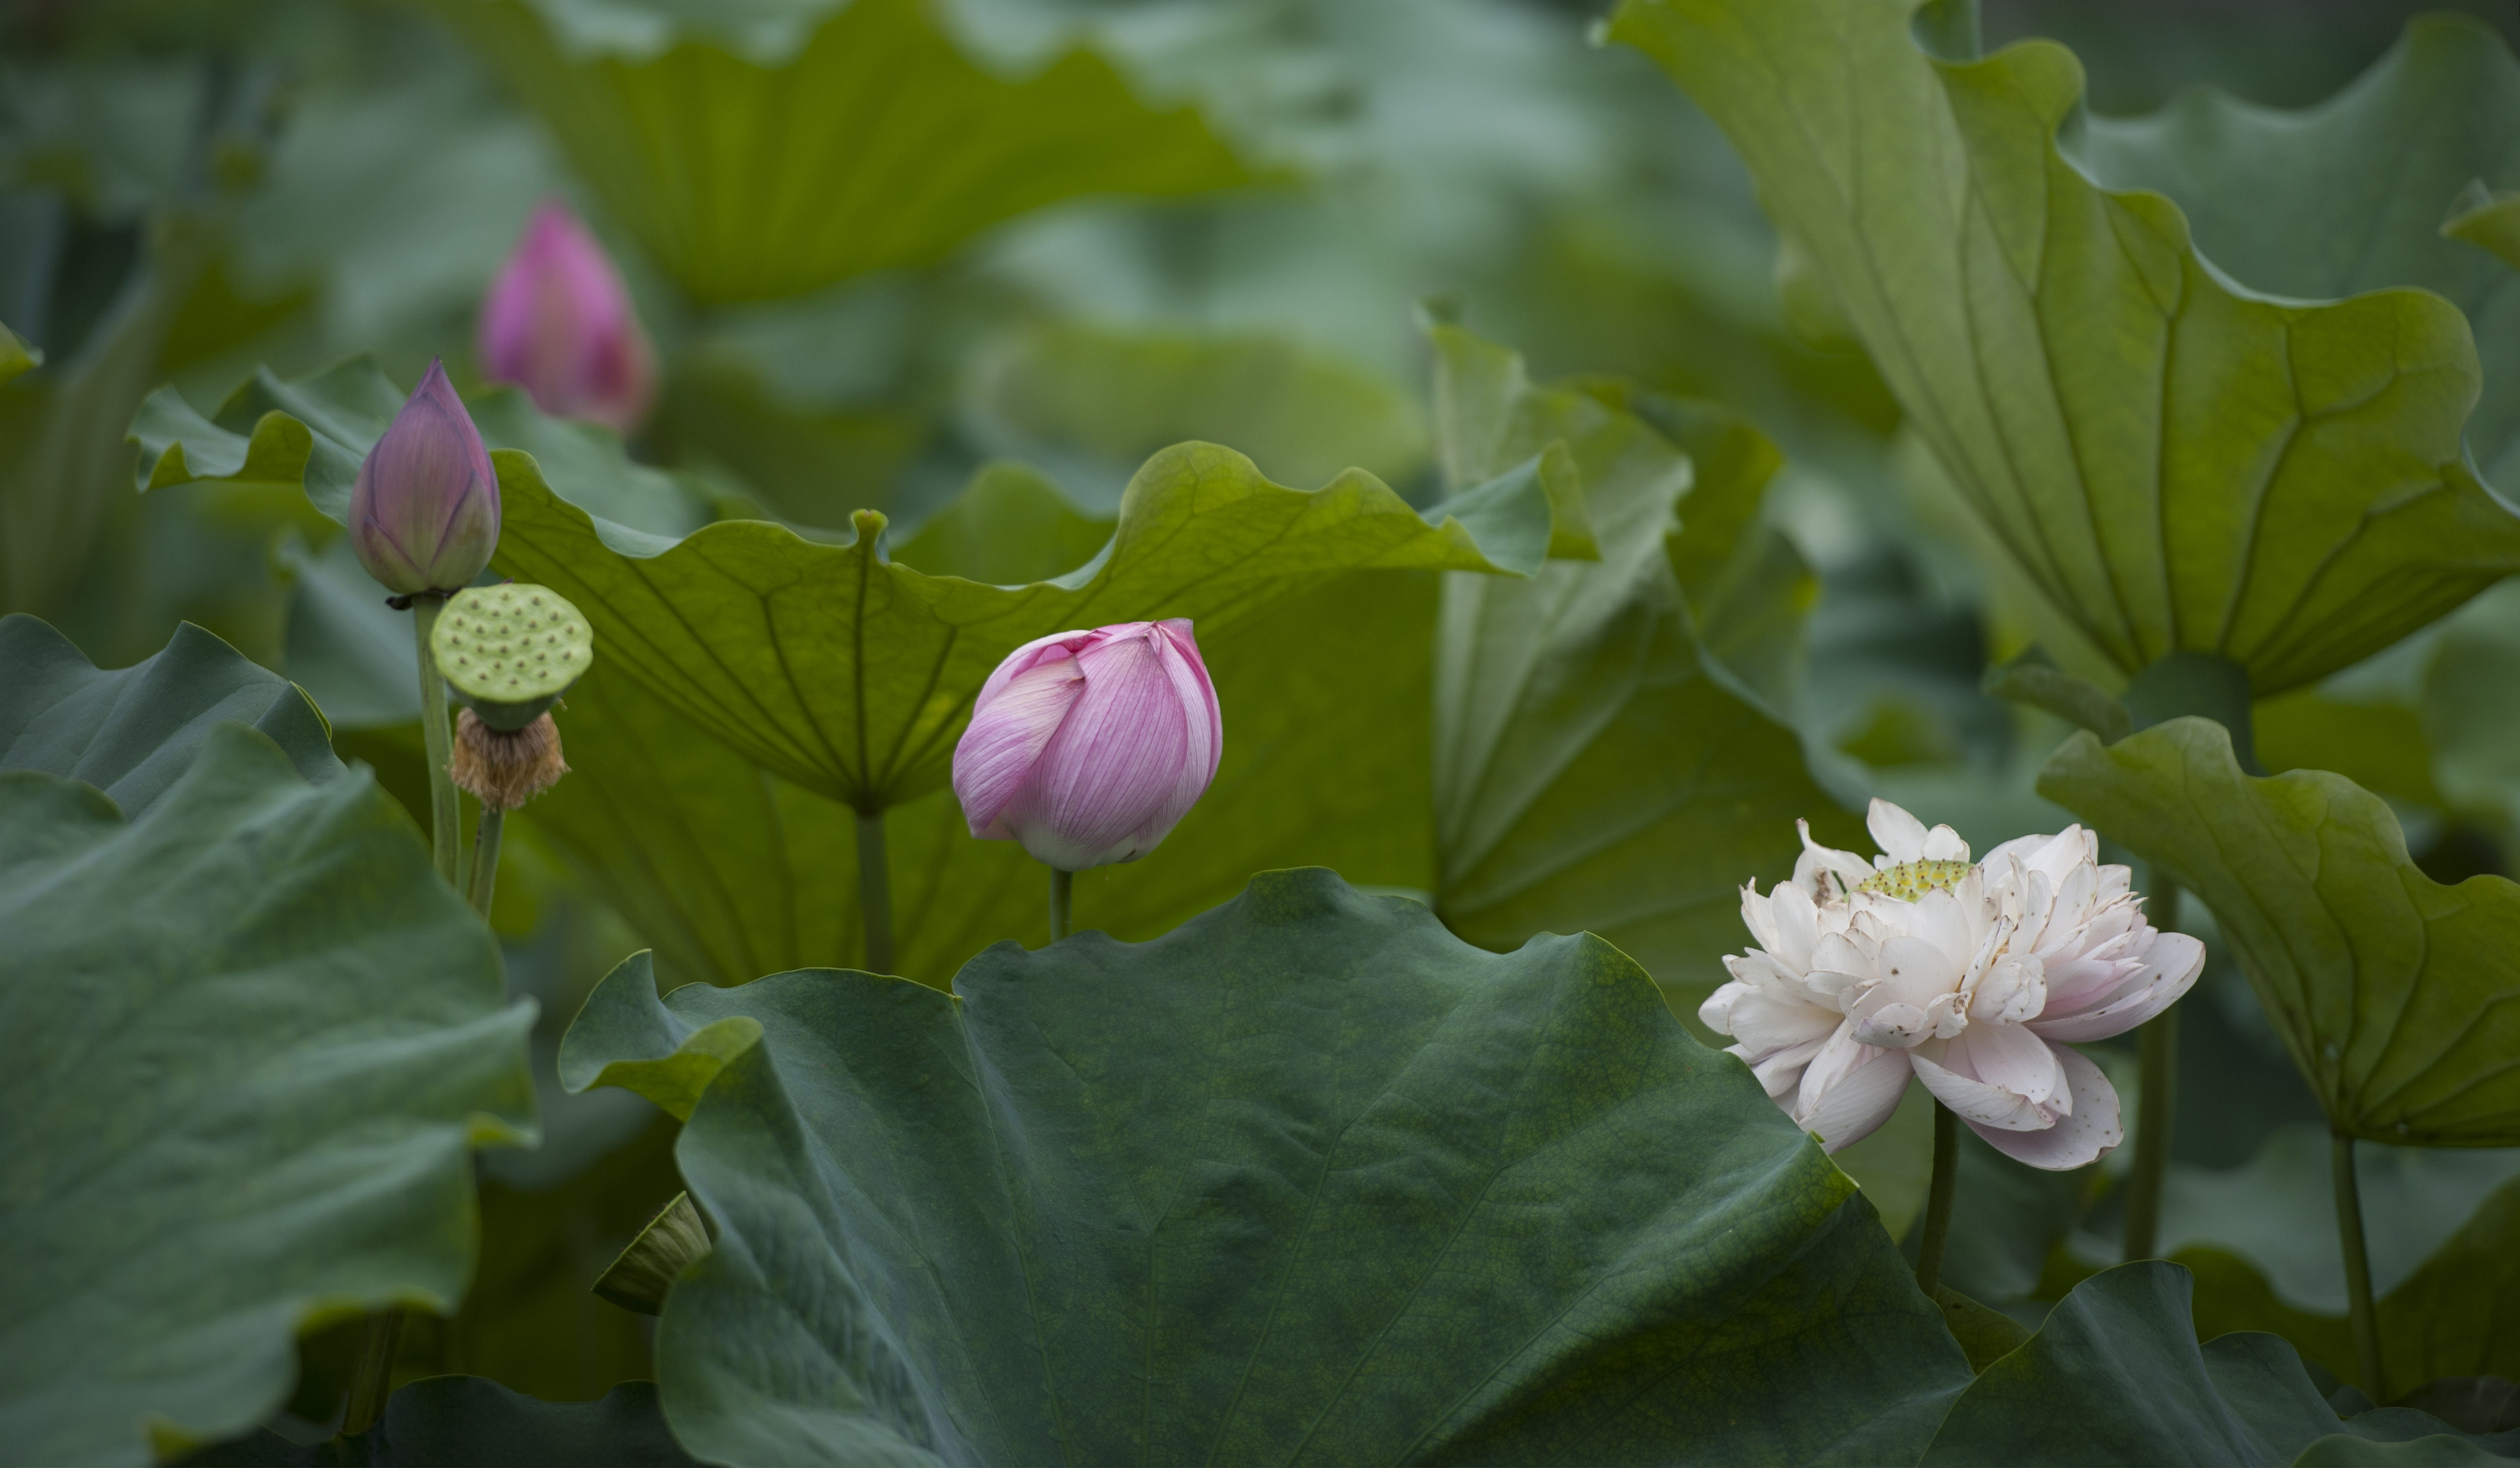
[1955,1020,2065,1110]
[1920,823,1970,861]
[1910,1042,2049,1130]
[1769,878,1821,973]
[1966,1043,2123,1170]
[1700,979,1751,1035]
[1811,930,1877,981]
[1796,819,1876,893]
[1727,988,1844,1055]
[1740,882,1782,955]
[1796,1042,1913,1152]
[1909,888,1976,971]
[1850,997,1931,1049]
[1875,934,1962,1008]
[2031,931,2205,1042]
[1867,798,1930,863]
[1748,1036,1828,1098]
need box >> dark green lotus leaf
[563,868,1972,1465]
[1920,1264,2480,1465]
[525,563,1439,989]
[426,0,1252,304]
[181,1376,694,1467]
[2039,719,2520,1145]
[1613,0,2520,695]
[0,724,535,1467]
[1423,317,1856,1013]
[0,614,338,815]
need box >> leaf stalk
[856,809,894,974]
[2333,1130,2386,1399]
[1915,1100,1959,1297]
[1048,867,1073,944]
[410,593,464,891]
[2123,879,2181,1261]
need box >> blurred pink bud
[477,201,657,434]
[349,358,500,596]
[953,620,1222,872]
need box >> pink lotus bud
[476,201,657,434]
[348,358,500,596]
[952,620,1222,872]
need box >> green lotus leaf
[1423,317,1856,1012]
[888,462,1114,587]
[2075,18,2520,483]
[185,1376,694,1466]
[1612,0,2520,695]
[131,359,710,539]
[491,438,1529,811]
[2038,719,2520,1145]
[425,0,1253,304]
[562,867,1971,1464]
[1918,1263,2479,1464]
[523,562,1439,988]
[0,721,535,1467]
[1,614,338,814]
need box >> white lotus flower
[1702,798,2204,1169]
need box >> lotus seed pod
[431,583,594,731]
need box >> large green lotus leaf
[526,564,1436,988]
[1919,1264,2476,1465]
[1612,0,2520,696]
[562,868,1970,1465]
[2038,719,2520,1145]
[0,724,535,1467]
[965,322,1430,498]
[2078,17,2520,483]
[0,613,338,813]
[1423,318,1857,1012]
[425,0,1252,304]
[185,1376,694,1466]
[492,438,1523,810]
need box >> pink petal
[950,654,1085,837]
[1910,1041,2049,1130]
[1966,1043,2123,1170]
[1003,628,1200,868]
[1954,1021,2065,1112]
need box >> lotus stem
[1048,867,1073,944]
[2123,879,2182,1261]
[855,809,895,975]
[410,594,463,890]
[340,1306,404,1437]
[467,805,504,918]
[1915,1100,1959,1297]
[2333,1131,2386,1398]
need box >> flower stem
[1915,1099,1959,1297]
[340,1306,404,1436]
[410,594,463,891]
[1048,867,1073,943]
[466,805,504,918]
[2123,878,2182,1262]
[854,809,895,974]
[2333,1130,2387,1399]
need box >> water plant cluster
[6,0,2520,1462]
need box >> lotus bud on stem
[342,359,503,1432]
[432,584,593,919]
[950,620,1223,949]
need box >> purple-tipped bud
[349,359,500,596]
[953,620,1222,872]
[477,201,657,434]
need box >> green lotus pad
[433,584,593,730]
